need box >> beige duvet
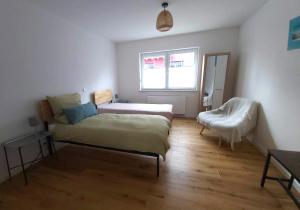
[52,113,171,159]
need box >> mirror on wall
[200,53,230,111]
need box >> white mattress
[97,103,173,121]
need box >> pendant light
[156,1,173,32]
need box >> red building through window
[143,54,185,69]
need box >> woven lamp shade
[156,9,173,32]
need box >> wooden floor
[0,119,298,210]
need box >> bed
[94,90,174,121]
[39,99,171,176]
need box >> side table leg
[156,154,160,177]
[38,139,44,159]
[260,152,271,187]
[3,146,11,180]
[18,147,28,185]
[47,137,53,155]
[51,138,57,158]
[288,175,294,190]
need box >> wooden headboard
[39,100,54,123]
[94,89,113,105]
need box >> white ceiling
[26,0,267,42]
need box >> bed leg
[156,155,160,177]
[200,126,205,135]
[44,121,53,156]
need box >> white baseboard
[251,140,300,193]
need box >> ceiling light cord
[162,2,168,11]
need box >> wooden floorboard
[0,118,298,210]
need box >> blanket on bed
[52,113,171,159]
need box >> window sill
[139,89,198,92]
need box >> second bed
[94,90,174,121]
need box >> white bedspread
[98,103,173,121]
[197,97,258,144]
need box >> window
[139,48,199,91]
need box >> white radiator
[146,95,186,115]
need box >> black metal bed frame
[44,122,160,177]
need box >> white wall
[116,28,239,117]
[235,0,300,152]
[0,0,117,182]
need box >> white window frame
[139,47,199,92]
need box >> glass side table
[2,131,56,185]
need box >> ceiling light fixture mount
[156,1,173,32]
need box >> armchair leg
[200,126,205,135]
[231,141,235,151]
[219,137,222,147]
